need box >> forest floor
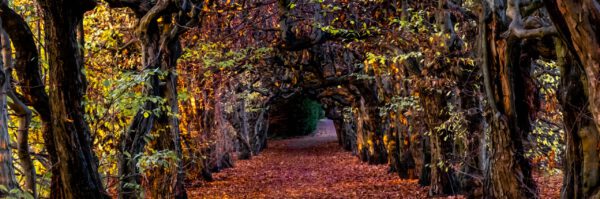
[187,119,561,199]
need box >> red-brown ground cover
[188,120,561,199]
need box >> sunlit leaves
[136,150,179,173]
[0,185,35,199]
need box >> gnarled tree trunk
[544,1,600,198]
[554,38,598,199]
[1,25,36,197]
[421,91,459,196]
[355,96,387,164]
[148,35,187,199]
[118,18,162,199]
[35,0,109,198]
[119,17,187,199]
[0,17,18,196]
[480,1,537,197]
[0,3,51,197]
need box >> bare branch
[504,0,557,39]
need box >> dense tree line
[0,0,598,198]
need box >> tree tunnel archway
[268,95,325,138]
[0,0,590,198]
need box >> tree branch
[504,0,557,39]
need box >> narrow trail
[188,119,430,199]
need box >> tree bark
[0,16,19,196]
[237,100,253,160]
[355,97,387,164]
[7,88,35,197]
[1,26,36,197]
[419,132,432,187]
[544,1,600,198]
[326,106,348,149]
[481,1,537,198]
[119,19,187,199]
[252,106,269,153]
[35,0,109,198]
[554,37,599,199]
[118,17,162,199]
[0,3,51,198]
[457,60,485,198]
[150,35,187,199]
[111,1,198,197]
[421,91,459,196]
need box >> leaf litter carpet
[188,120,429,198]
[188,119,560,198]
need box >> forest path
[188,119,430,199]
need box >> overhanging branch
[504,0,557,39]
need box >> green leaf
[9,188,19,194]
[23,192,35,199]
[0,185,8,193]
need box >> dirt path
[188,119,429,199]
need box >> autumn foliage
[0,0,597,198]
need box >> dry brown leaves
[188,121,430,198]
[187,120,562,199]
[534,172,562,199]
